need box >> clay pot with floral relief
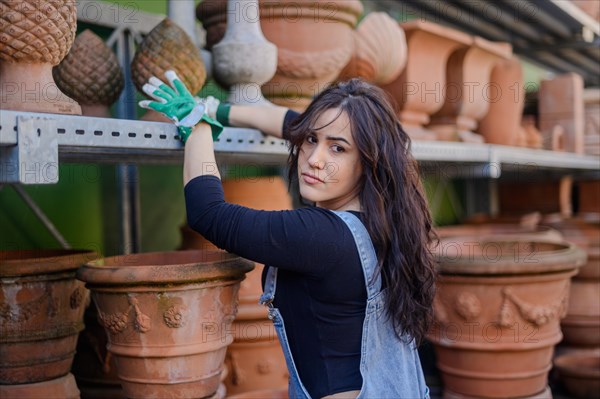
[77,250,253,399]
[429,239,586,398]
[0,0,81,114]
[53,30,124,118]
[0,249,96,384]
[258,0,363,111]
[131,18,207,122]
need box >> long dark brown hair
[286,78,437,344]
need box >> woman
[140,72,436,399]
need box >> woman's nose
[307,147,325,169]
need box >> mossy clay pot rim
[0,249,98,277]
[434,238,587,275]
[77,249,254,286]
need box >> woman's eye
[332,145,344,153]
[306,135,317,144]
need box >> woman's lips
[302,173,324,184]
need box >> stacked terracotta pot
[0,249,97,399]
[430,226,585,398]
[77,250,253,399]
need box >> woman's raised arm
[227,104,290,139]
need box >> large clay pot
[380,21,471,140]
[77,250,254,399]
[258,0,363,111]
[337,12,407,85]
[131,18,206,122]
[53,30,124,118]
[430,240,586,398]
[543,216,600,347]
[553,352,600,399]
[0,373,80,399]
[0,0,81,114]
[0,249,96,384]
[436,223,563,243]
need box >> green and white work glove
[139,70,223,143]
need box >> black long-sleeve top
[184,111,367,397]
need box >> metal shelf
[1,110,597,184]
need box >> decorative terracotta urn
[428,37,512,142]
[0,0,81,114]
[380,21,471,140]
[337,12,407,85]
[131,18,207,122]
[538,73,585,154]
[258,0,363,111]
[76,250,253,399]
[476,57,524,146]
[430,239,586,398]
[211,0,277,105]
[0,249,96,384]
[0,373,80,399]
[53,30,124,118]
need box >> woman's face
[297,108,363,211]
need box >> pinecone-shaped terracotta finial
[131,18,206,96]
[53,30,124,116]
[339,12,407,85]
[0,0,81,114]
[0,0,77,65]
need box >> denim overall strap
[330,210,381,298]
[260,266,312,399]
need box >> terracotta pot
[477,57,524,146]
[227,388,288,399]
[53,30,124,118]
[0,249,96,384]
[338,12,407,85]
[77,250,254,399]
[443,386,552,399]
[436,224,563,243]
[521,115,544,149]
[380,21,471,140]
[539,73,585,154]
[554,353,600,399]
[0,373,80,399]
[0,0,81,114]
[428,37,512,142]
[131,18,206,97]
[543,216,600,347]
[258,0,363,111]
[429,240,586,398]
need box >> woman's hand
[138,70,223,142]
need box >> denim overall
[260,210,430,399]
